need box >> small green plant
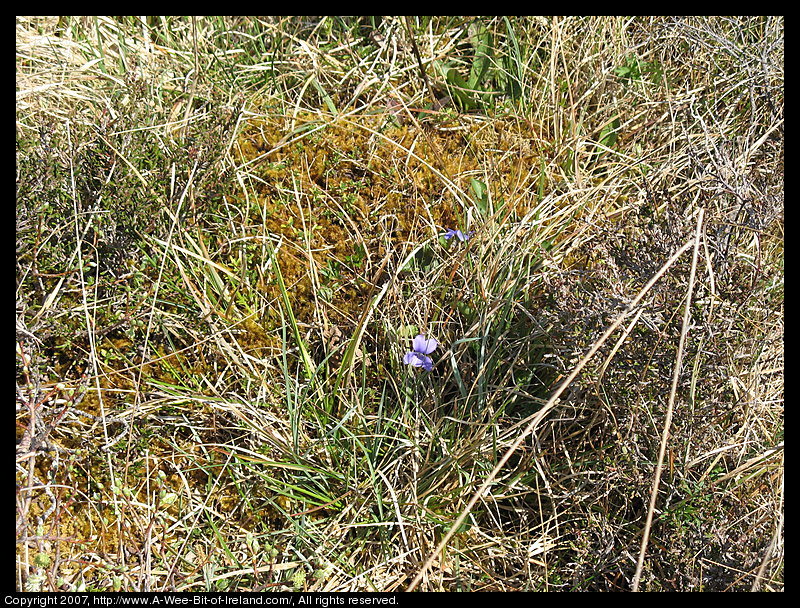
[614,54,664,86]
[435,20,524,112]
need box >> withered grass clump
[17,16,782,592]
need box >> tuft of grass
[17,16,782,592]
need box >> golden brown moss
[227,109,547,346]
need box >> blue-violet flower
[444,228,472,242]
[403,334,438,371]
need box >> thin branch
[632,208,705,591]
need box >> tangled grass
[16,16,782,592]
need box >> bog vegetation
[16,16,783,591]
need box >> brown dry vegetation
[17,16,782,592]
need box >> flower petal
[444,229,471,242]
[404,352,432,370]
[412,334,437,355]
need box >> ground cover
[16,16,783,591]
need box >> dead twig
[632,208,705,591]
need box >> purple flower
[444,228,472,242]
[403,334,438,371]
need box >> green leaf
[613,65,633,80]
[501,17,524,101]
[470,178,490,215]
[446,68,477,111]
[599,115,620,150]
[467,24,492,90]
[589,115,621,173]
